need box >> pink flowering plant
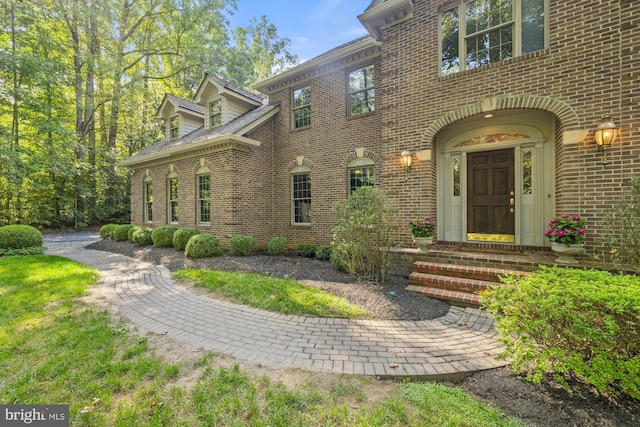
[408,217,436,238]
[544,214,586,246]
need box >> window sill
[291,125,311,133]
[438,49,550,80]
[291,223,312,228]
[347,111,375,121]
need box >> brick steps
[407,261,531,308]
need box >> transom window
[440,0,546,75]
[348,64,375,116]
[292,86,311,128]
[292,172,311,224]
[143,179,153,223]
[197,174,211,224]
[168,177,179,223]
[169,116,179,139]
[209,99,222,128]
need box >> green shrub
[332,186,399,281]
[185,234,222,258]
[128,226,138,243]
[230,235,255,256]
[483,266,640,399]
[0,225,44,257]
[173,228,200,251]
[99,223,118,239]
[152,226,178,248]
[267,237,289,256]
[113,224,134,242]
[0,225,43,250]
[316,244,334,261]
[603,177,640,271]
[132,227,153,246]
[296,243,317,258]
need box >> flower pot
[550,242,583,264]
[412,236,436,253]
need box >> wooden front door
[467,149,515,242]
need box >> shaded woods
[0,0,296,228]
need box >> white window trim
[208,98,223,129]
[167,172,179,224]
[169,115,179,140]
[438,0,549,76]
[143,176,153,223]
[196,167,211,225]
[291,165,311,225]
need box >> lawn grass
[174,269,368,318]
[0,255,524,426]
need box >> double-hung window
[168,177,179,223]
[169,116,179,139]
[143,179,153,223]
[440,0,546,75]
[292,86,311,128]
[348,64,375,116]
[347,158,376,194]
[292,172,311,224]
[209,99,222,128]
[197,174,211,224]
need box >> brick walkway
[45,233,508,380]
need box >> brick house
[121,0,639,261]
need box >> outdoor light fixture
[594,116,619,164]
[400,150,412,181]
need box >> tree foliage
[0,0,296,228]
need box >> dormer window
[169,116,179,139]
[209,99,222,128]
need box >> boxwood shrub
[267,237,289,256]
[113,224,134,242]
[128,226,138,243]
[229,235,255,256]
[173,228,200,251]
[152,225,178,248]
[483,266,640,399]
[185,234,222,258]
[316,244,334,261]
[132,227,153,246]
[296,243,317,258]
[99,223,118,239]
[0,225,44,256]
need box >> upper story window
[292,86,311,129]
[348,64,375,116]
[169,116,179,139]
[440,0,546,75]
[209,99,222,128]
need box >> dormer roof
[193,73,263,106]
[156,94,204,120]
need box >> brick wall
[129,0,639,255]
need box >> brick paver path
[45,233,508,379]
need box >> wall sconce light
[400,150,412,181]
[594,116,619,164]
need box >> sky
[226,0,373,63]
